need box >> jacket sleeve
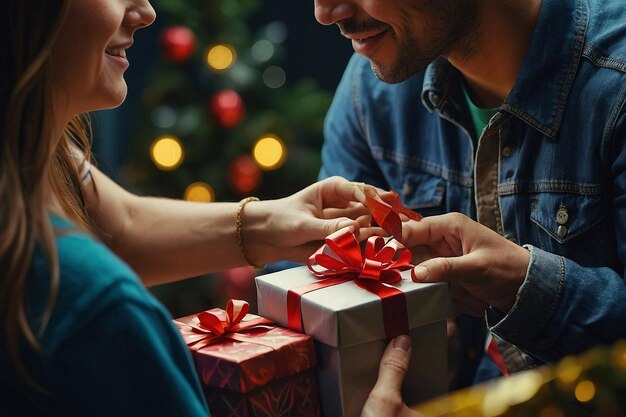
[487,107,626,363]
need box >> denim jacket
[319,0,626,365]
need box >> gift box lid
[174,310,316,393]
[256,266,452,348]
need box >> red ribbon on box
[287,227,414,339]
[178,299,277,351]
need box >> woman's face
[51,0,156,116]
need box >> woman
[0,0,372,414]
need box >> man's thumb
[372,335,412,393]
[411,257,457,282]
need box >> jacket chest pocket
[528,192,616,266]
[390,171,446,217]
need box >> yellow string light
[206,43,236,72]
[539,404,563,417]
[574,380,596,403]
[150,135,184,171]
[184,182,214,202]
[555,356,582,385]
[253,134,286,171]
[611,340,626,371]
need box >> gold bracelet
[236,196,264,270]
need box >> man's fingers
[372,335,412,394]
[411,252,483,283]
[362,336,426,417]
[412,258,489,316]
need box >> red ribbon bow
[180,299,273,348]
[307,227,414,282]
[287,227,414,339]
[194,299,251,336]
[364,188,422,240]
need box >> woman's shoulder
[30,215,165,351]
[50,214,140,291]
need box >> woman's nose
[126,0,157,29]
[314,0,356,26]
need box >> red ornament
[216,266,258,305]
[209,90,246,128]
[229,155,261,194]
[159,26,197,64]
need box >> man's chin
[370,59,430,84]
[370,62,411,84]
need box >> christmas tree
[121,0,337,316]
[123,0,333,202]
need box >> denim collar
[422,0,588,140]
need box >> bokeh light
[556,356,582,385]
[251,39,275,63]
[184,182,215,202]
[151,106,177,129]
[611,340,626,371]
[540,405,564,417]
[264,21,288,44]
[574,380,596,403]
[150,135,184,171]
[253,134,286,170]
[229,155,261,194]
[206,44,236,72]
[262,65,286,88]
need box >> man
[314,0,626,387]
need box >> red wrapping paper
[174,301,317,394]
[203,368,320,417]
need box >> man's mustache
[337,19,389,37]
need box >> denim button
[556,207,569,225]
[557,225,567,238]
[502,147,511,157]
[430,93,440,104]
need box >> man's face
[314,0,479,83]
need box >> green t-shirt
[463,85,499,138]
[1,215,210,416]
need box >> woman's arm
[83,166,367,286]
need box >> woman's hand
[405,212,530,315]
[243,176,378,265]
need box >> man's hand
[361,336,423,417]
[406,212,530,315]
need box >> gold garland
[413,340,626,417]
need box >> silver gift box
[256,265,452,417]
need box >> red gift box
[174,299,320,417]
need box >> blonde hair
[1,0,93,385]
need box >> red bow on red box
[179,299,273,348]
[175,299,318,394]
